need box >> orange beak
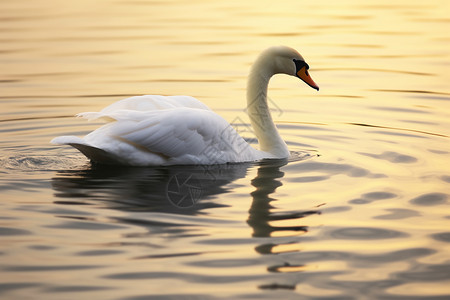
[297,67,319,91]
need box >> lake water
[1,0,450,299]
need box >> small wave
[370,89,450,97]
[0,154,88,172]
[316,67,433,76]
[348,122,448,138]
[288,150,318,163]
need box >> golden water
[1,0,449,299]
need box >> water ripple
[349,191,397,205]
[3,265,100,272]
[103,271,264,283]
[0,283,42,296]
[370,89,450,98]
[394,263,450,282]
[430,232,450,243]
[409,193,448,206]
[374,209,421,220]
[0,227,32,236]
[349,123,448,138]
[358,151,417,164]
[317,67,434,76]
[329,227,408,240]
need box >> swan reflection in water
[248,159,319,239]
[52,159,318,230]
[52,158,319,233]
[52,162,252,213]
[52,159,319,287]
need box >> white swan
[51,46,319,166]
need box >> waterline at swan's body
[51,46,319,166]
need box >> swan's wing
[82,107,256,165]
[78,95,211,121]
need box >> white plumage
[52,95,264,165]
[51,46,319,166]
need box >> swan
[51,46,319,166]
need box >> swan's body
[52,95,266,165]
[52,46,319,166]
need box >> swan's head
[259,46,319,91]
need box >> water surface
[1,0,450,299]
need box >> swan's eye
[293,59,309,73]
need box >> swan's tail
[51,136,120,164]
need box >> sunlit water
[1,0,450,299]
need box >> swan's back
[78,95,211,121]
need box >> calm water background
[1,0,450,299]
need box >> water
[1,0,450,299]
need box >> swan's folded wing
[83,107,247,164]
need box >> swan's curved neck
[247,60,289,158]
